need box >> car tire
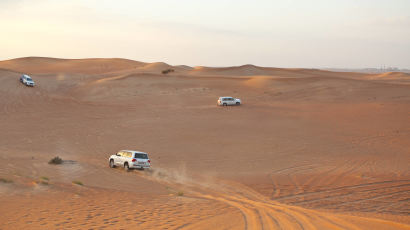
[109,159,116,168]
[223,103,227,106]
[124,162,130,171]
[236,102,240,105]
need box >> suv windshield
[134,153,148,159]
[26,78,33,81]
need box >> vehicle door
[227,97,234,105]
[115,151,124,166]
[125,152,132,165]
[121,151,129,166]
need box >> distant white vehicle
[109,150,151,170]
[217,97,241,106]
[20,74,35,87]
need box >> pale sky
[1,0,409,68]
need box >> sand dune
[2,57,408,84]
[372,72,410,79]
[189,64,363,79]
[365,72,410,84]
[0,57,194,77]
[0,57,409,229]
[192,64,273,76]
[0,57,147,75]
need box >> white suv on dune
[109,150,151,170]
[20,74,35,87]
[218,97,241,106]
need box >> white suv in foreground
[218,97,241,106]
[109,150,151,170]
[20,74,35,87]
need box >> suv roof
[120,150,147,154]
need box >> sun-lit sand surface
[0,57,409,229]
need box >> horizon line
[1,56,409,71]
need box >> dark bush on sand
[49,156,63,165]
[162,69,174,74]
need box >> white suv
[20,74,35,87]
[109,150,151,170]
[218,97,241,106]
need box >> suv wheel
[124,162,130,171]
[109,159,116,168]
[236,102,240,105]
[223,103,227,106]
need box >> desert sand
[0,57,409,229]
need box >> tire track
[288,183,410,206]
[266,212,282,230]
[320,190,410,209]
[138,169,410,230]
[270,208,305,230]
[275,180,410,202]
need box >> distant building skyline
[1,0,409,68]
